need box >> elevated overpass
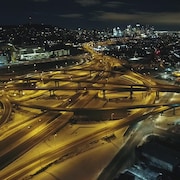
[3,80,180,99]
[11,100,180,121]
[12,100,180,112]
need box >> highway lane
[0,111,74,170]
[0,112,59,150]
[59,91,86,108]
[0,111,61,168]
[0,112,44,140]
[70,92,98,108]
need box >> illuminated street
[0,39,180,180]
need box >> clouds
[93,11,180,26]
[95,12,137,22]
[141,12,180,25]
[103,1,125,8]
[75,0,100,7]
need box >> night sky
[0,0,179,30]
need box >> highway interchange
[0,42,180,180]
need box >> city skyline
[0,0,179,30]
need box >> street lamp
[54,133,57,147]
[111,113,115,120]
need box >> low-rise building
[18,46,49,60]
[137,142,180,173]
